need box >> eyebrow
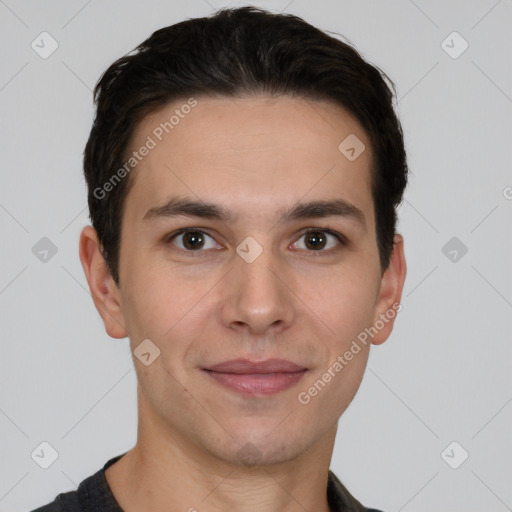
[143,196,366,229]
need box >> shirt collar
[83,453,371,512]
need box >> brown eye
[170,230,220,251]
[291,229,345,252]
[304,231,327,250]
[182,231,205,250]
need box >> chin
[207,423,320,468]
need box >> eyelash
[165,228,348,256]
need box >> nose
[220,248,295,335]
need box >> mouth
[201,358,308,396]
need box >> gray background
[1,0,511,510]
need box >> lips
[205,358,307,374]
[202,358,307,396]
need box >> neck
[105,388,337,512]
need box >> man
[32,5,407,512]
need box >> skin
[79,95,406,512]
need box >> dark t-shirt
[30,452,383,512]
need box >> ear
[371,233,406,346]
[79,225,128,339]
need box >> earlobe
[371,234,407,346]
[79,225,128,339]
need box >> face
[81,95,405,467]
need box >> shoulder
[27,489,81,512]
[328,470,385,512]
[27,452,127,512]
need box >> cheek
[307,267,377,411]
[121,261,216,359]
[300,264,379,347]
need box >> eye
[166,228,346,254]
[291,229,345,252]
[168,229,221,251]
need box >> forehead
[122,95,374,226]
